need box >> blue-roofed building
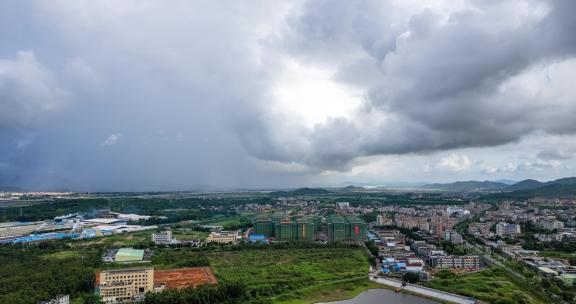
[0,232,75,244]
[248,234,268,243]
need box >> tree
[403,272,419,284]
[84,294,105,304]
[436,269,455,279]
[368,256,377,267]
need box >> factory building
[0,222,43,239]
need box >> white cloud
[438,153,472,172]
[101,133,122,146]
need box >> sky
[1,0,576,191]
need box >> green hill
[271,187,332,196]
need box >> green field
[172,230,209,240]
[424,268,544,304]
[206,248,370,300]
[538,251,576,259]
[201,211,258,227]
[274,279,383,304]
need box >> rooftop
[115,248,145,262]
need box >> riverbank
[273,278,383,304]
[371,277,476,304]
[316,288,442,304]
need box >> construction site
[253,214,367,243]
[95,267,217,303]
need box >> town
[1,183,575,304]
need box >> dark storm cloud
[0,1,304,190]
[241,0,576,170]
[537,148,574,161]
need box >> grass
[206,247,370,299]
[424,267,544,304]
[273,278,383,304]
[72,231,152,248]
[172,230,209,240]
[538,251,576,259]
[41,250,81,260]
[201,211,258,227]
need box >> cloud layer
[1,0,576,190]
[243,0,576,171]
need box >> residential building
[152,230,173,245]
[327,216,366,242]
[539,220,564,230]
[254,218,273,238]
[443,230,464,244]
[253,215,320,241]
[496,222,521,238]
[38,295,69,304]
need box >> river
[319,288,440,304]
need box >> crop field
[206,248,369,298]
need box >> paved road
[370,277,477,304]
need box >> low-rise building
[559,273,576,286]
[539,220,564,230]
[38,294,69,304]
[0,222,43,239]
[206,231,240,244]
[428,255,480,269]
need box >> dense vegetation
[2,196,271,223]
[0,243,101,304]
[206,247,369,301]
[144,282,248,304]
[425,267,544,304]
[0,231,370,304]
[438,240,468,255]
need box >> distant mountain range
[421,177,576,197]
[422,181,509,191]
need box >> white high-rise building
[152,229,172,245]
[496,222,521,238]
